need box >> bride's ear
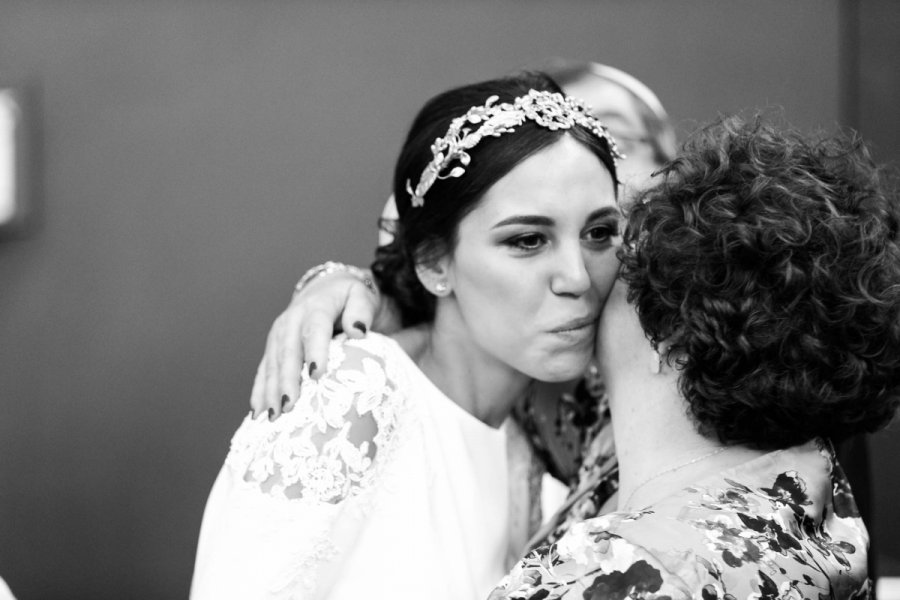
[415,256,452,297]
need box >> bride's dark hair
[372,71,618,326]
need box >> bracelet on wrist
[293,261,377,296]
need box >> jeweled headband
[405,89,622,208]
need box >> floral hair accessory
[405,89,622,207]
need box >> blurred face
[562,76,662,202]
[435,135,620,382]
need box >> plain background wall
[0,1,896,598]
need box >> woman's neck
[394,321,530,429]
[605,366,729,510]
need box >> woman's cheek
[590,252,620,301]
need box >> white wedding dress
[191,333,540,600]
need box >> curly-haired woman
[489,117,900,599]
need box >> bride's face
[437,134,620,382]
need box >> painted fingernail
[353,321,367,334]
[309,362,318,376]
[268,407,275,421]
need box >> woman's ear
[650,340,678,375]
[415,256,452,297]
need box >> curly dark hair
[620,116,900,450]
[372,72,618,327]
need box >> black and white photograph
[1,2,899,599]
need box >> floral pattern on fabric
[225,335,405,504]
[515,365,610,488]
[190,335,416,599]
[491,439,870,600]
[516,368,620,552]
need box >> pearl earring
[435,282,448,295]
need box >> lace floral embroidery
[225,335,405,504]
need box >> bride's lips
[548,315,598,334]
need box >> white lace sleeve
[191,335,406,600]
[227,336,403,502]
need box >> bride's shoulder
[325,331,403,367]
[226,332,411,503]
[316,332,411,392]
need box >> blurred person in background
[544,59,677,204]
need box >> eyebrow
[492,206,619,229]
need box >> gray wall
[0,1,895,598]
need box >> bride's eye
[505,233,547,252]
[583,222,619,246]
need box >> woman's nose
[550,243,591,297]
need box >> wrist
[293,261,377,297]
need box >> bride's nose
[549,242,591,297]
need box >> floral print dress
[489,436,870,600]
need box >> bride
[190,71,622,599]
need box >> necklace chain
[622,446,727,510]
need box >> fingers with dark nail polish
[353,321,367,334]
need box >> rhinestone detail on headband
[405,89,622,207]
